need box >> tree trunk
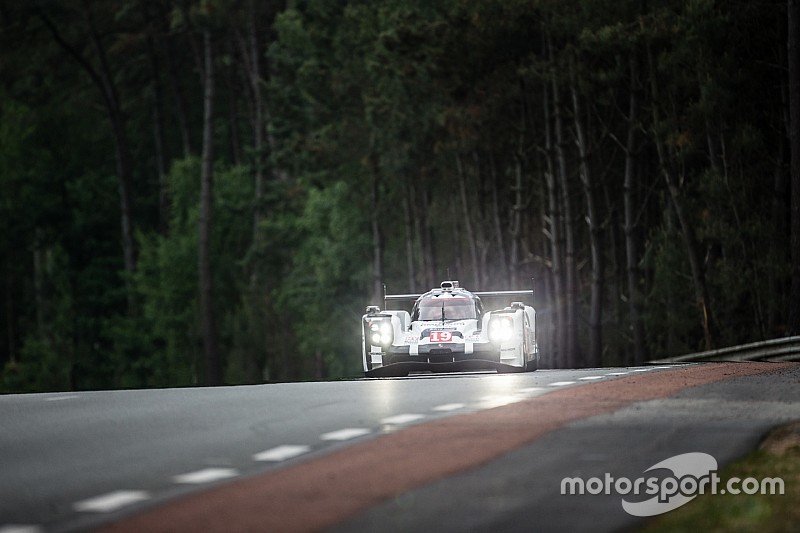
[163,30,193,156]
[412,179,436,288]
[83,2,137,277]
[509,155,524,290]
[662,158,713,350]
[199,30,222,386]
[234,3,266,248]
[772,134,788,334]
[542,79,566,367]
[226,66,243,167]
[147,34,169,235]
[552,66,580,367]
[402,191,417,292]
[472,152,490,288]
[456,153,480,287]
[489,156,509,287]
[538,195,555,369]
[5,255,16,365]
[248,3,265,240]
[624,54,648,364]
[774,8,792,336]
[369,151,384,304]
[570,61,603,368]
[647,41,714,351]
[39,5,137,278]
[788,0,800,334]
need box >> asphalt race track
[1,362,798,532]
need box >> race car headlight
[488,316,514,343]
[368,320,394,346]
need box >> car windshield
[417,297,476,321]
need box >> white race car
[362,280,539,377]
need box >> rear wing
[382,280,535,307]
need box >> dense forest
[1,0,799,391]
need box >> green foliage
[644,215,702,357]
[2,245,76,393]
[275,180,369,377]
[1,0,794,389]
[127,158,256,387]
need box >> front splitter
[365,359,524,377]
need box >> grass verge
[639,422,799,533]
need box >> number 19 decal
[430,331,453,342]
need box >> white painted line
[480,394,518,402]
[44,395,79,402]
[320,428,371,441]
[548,381,577,387]
[173,468,239,484]
[253,445,311,462]
[432,403,465,412]
[380,414,425,425]
[631,368,655,372]
[517,387,544,393]
[578,376,605,381]
[0,526,43,533]
[605,372,630,376]
[480,395,524,408]
[74,491,150,513]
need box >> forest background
[2,0,800,391]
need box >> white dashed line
[548,381,577,387]
[432,403,465,412]
[380,414,425,425]
[631,368,656,372]
[0,525,43,533]
[480,395,524,408]
[605,372,630,376]
[253,445,311,462]
[320,428,371,441]
[173,468,239,484]
[44,396,79,402]
[578,376,605,381]
[73,491,150,513]
[517,387,544,393]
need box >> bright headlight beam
[489,317,514,343]
[368,319,393,346]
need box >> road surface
[1,362,798,532]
